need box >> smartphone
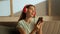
[36,17,43,24]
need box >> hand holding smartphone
[36,17,43,24]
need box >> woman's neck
[25,17,32,24]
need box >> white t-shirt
[17,17,39,34]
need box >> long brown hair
[18,5,35,21]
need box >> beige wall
[51,0,60,16]
[35,1,47,16]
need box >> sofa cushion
[0,25,19,34]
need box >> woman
[17,4,43,34]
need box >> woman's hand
[30,21,43,34]
[35,21,43,31]
[36,21,44,34]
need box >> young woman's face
[26,6,36,17]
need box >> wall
[51,0,60,16]
[35,1,47,16]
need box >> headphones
[23,5,36,17]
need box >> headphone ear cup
[23,7,27,13]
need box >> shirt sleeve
[17,20,24,28]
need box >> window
[0,0,47,16]
[13,0,47,16]
[0,0,10,16]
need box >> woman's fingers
[34,22,43,31]
[37,23,41,29]
[37,21,43,29]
